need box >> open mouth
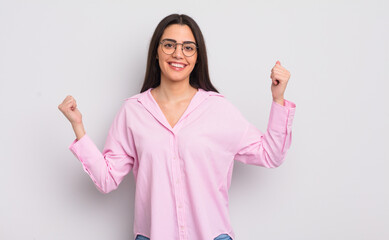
[168,62,187,70]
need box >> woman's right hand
[58,95,83,125]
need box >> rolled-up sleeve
[68,101,136,193]
[233,99,296,168]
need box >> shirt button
[178,204,182,208]
[180,226,184,229]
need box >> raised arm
[233,60,296,167]
[233,99,296,168]
[59,97,135,193]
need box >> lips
[168,62,187,71]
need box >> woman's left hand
[270,60,291,105]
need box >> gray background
[1,0,388,239]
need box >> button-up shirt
[69,87,296,240]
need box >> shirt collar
[135,87,224,132]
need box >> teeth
[170,63,185,68]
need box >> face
[157,24,198,84]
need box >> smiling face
[157,24,198,84]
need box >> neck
[153,77,197,103]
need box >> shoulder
[121,91,145,107]
[203,90,250,132]
[111,92,145,114]
[202,89,226,104]
[204,90,243,115]
[123,92,143,102]
[206,89,224,98]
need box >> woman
[58,14,296,240]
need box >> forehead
[160,24,196,42]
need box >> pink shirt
[69,87,296,240]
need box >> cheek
[190,57,197,70]
[193,55,198,66]
[188,55,197,66]
[157,56,167,69]
[189,63,196,71]
[157,49,164,64]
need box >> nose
[172,43,184,59]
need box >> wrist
[273,97,285,106]
[71,123,86,140]
[71,121,83,128]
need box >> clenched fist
[270,60,291,105]
[58,95,83,125]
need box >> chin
[162,71,191,82]
[168,76,190,82]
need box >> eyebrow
[162,38,197,44]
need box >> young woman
[58,14,296,240]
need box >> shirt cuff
[267,99,296,134]
[68,133,88,153]
[68,133,99,167]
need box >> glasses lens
[183,43,197,57]
[161,40,176,55]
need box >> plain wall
[1,0,388,239]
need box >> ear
[156,54,159,60]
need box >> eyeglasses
[159,39,198,57]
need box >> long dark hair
[140,14,219,93]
